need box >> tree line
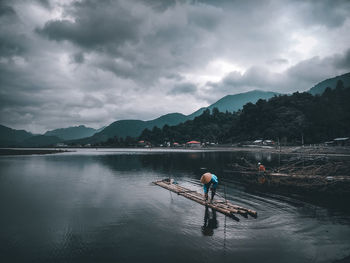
[139,80,350,145]
[95,80,350,147]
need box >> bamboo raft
[154,179,257,219]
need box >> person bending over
[200,172,218,203]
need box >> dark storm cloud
[37,0,142,50]
[164,73,184,81]
[72,52,84,64]
[334,49,350,70]
[287,49,350,84]
[139,0,176,11]
[292,0,350,28]
[35,0,349,84]
[267,58,289,65]
[207,67,280,95]
[0,3,16,16]
[199,0,350,28]
[36,0,51,9]
[1,0,350,133]
[36,0,193,83]
[96,56,135,79]
[168,82,197,95]
[207,49,350,98]
[0,34,28,58]
[35,0,225,79]
[0,1,28,58]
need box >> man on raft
[200,172,218,203]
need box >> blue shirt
[203,174,218,193]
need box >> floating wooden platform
[154,179,257,219]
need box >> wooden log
[153,180,257,219]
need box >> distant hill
[44,125,98,140]
[20,135,62,147]
[95,126,106,133]
[188,90,279,119]
[187,107,207,120]
[71,113,188,144]
[208,90,279,112]
[308,72,350,95]
[0,124,33,147]
[99,112,189,139]
[69,90,279,144]
[0,123,104,147]
[0,124,64,147]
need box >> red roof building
[186,140,201,147]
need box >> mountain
[208,90,279,112]
[99,112,188,139]
[0,124,33,147]
[95,126,106,133]
[308,72,350,95]
[0,90,283,146]
[72,113,188,144]
[140,85,350,145]
[0,124,63,147]
[69,90,279,144]
[186,107,207,120]
[44,125,98,140]
[20,135,62,147]
[188,90,279,119]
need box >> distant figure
[200,172,218,202]
[257,162,267,184]
[258,162,266,172]
[201,206,218,236]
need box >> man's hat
[200,172,212,184]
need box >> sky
[1,0,350,133]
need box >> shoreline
[0,148,70,156]
[1,146,350,157]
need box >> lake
[0,149,349,263]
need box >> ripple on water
[1,150,350,263]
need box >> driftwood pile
[277,156,350,177]
[226,157,350,196]
[228,156,350,177]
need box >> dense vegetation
[94,136,138,147]
[138,80,350,145]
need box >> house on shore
[186,140,201,147]
[138,140,151,147]
[334,137,349,146]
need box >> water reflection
[95,151,281,181]
[201,206,218,236]
[1,150,350,263]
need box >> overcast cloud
[0,0,350,133]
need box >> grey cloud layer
[37,1,142,49]
[207,49,350,98]
[0,0,350,132]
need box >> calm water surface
[0,149,350,263]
